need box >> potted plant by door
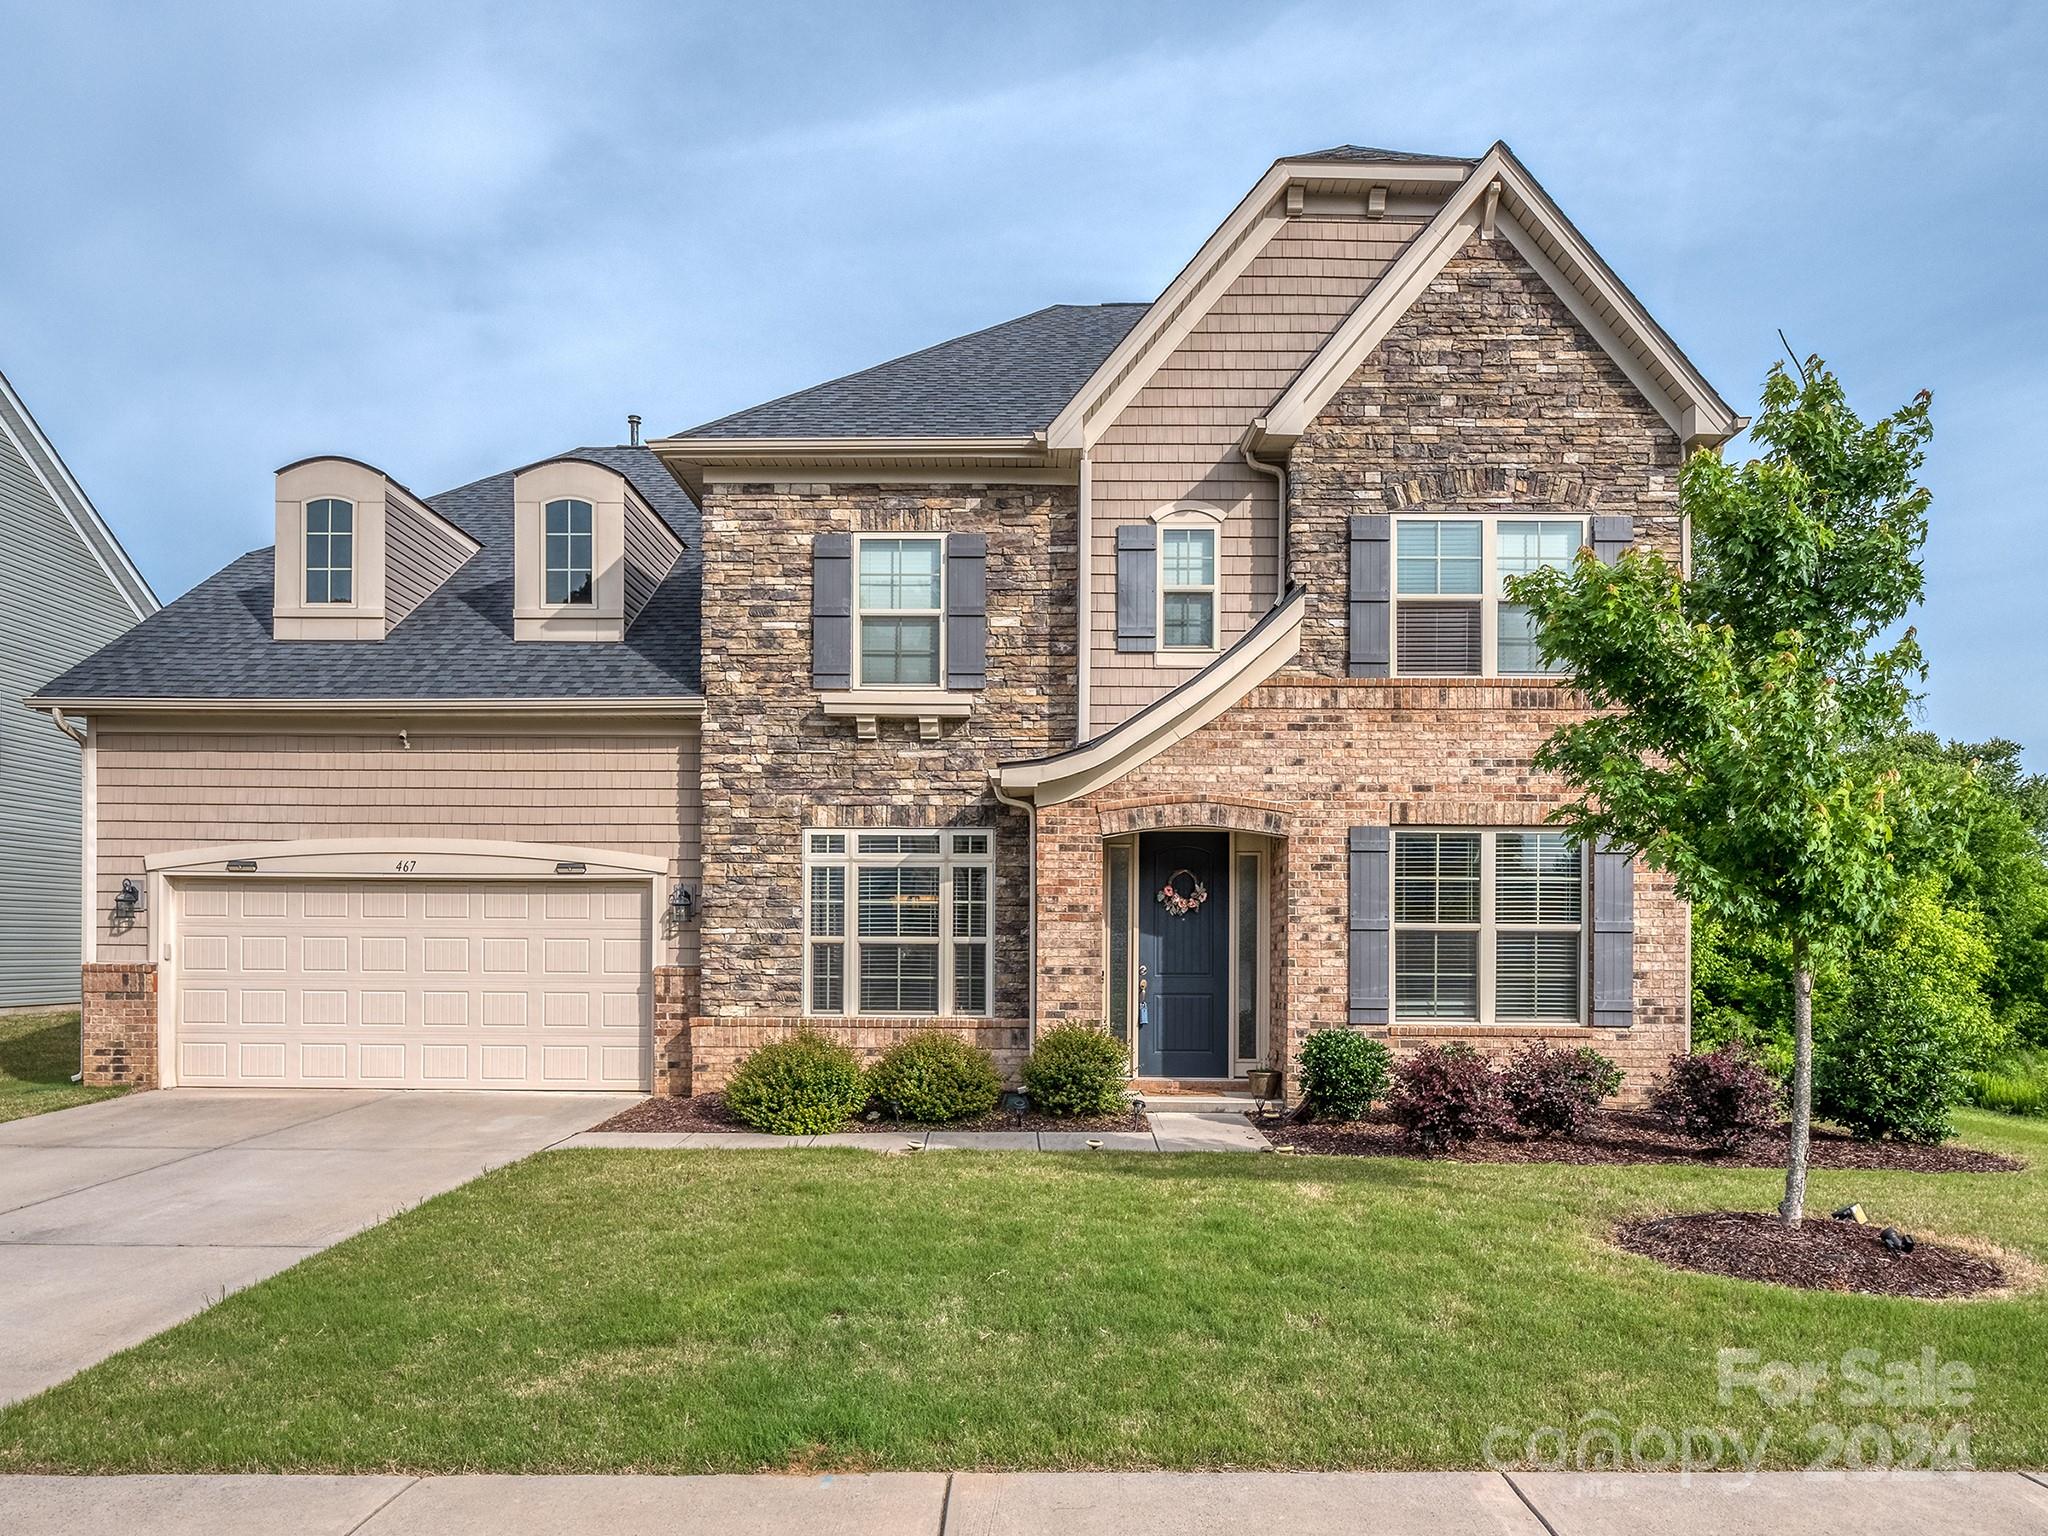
[1247,1067,1282,1106]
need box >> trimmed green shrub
[1816,885,2006,1143]
[867,1031,1003,1123]
[723,1030,867,1135]
[1650,1044,1780,1151]
[1499,1041,1622,1138]
[1386,1043,1508,1153]
[1296,1029,1392,1121]
[1022,1023,1128,1117]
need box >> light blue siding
[0,379,155,1006]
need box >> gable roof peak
[1287,144,1479,166]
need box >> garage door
[170,878,651,1090]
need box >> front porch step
[1127,1089,1262,1114]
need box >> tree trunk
[1780,941,1814,1225]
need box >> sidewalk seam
[343,1474,420,1533]
[937,1469,955,1534]
[1501,1472,1562,1536]
[2022,1469,2048,1490]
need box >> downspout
[988,775,1038,1046]
[1075,448,1092,743]
[40,706,90,1083]
[1240,425,1289,598]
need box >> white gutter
[988,774,1039,1044]
[27,695,706,718]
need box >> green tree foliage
[1814,881,2005,1141]
[1511,358,1937,1222]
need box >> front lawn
[0,1009,125,1123]
[0,1111,2042,1473]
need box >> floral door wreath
[1155,869,1210,918]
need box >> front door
[1137,831,1230,1079]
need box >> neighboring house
[2,370,157,1008]
[33,142,1740,1101]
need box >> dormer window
[304,498,354,604]
[544,499,594,605]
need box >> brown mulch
[1250,1108,2023,1173]
[591,1092,1148,1136]
[1614,1210,2007,1297]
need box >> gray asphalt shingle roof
[681,303,1149,439]
[31,445,701,703]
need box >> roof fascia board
[28,695,706,718]
[994,587,1305,806]
[144,836,669,878]
[0,371,158,618]
[699,466,1077,487]
[651,435,1042,458]
[1492,144,1737,435]
[1261,146,1739,447]
[1045,159,1480,455]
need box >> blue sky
[3,2,2041,754]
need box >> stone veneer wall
[694,483,1078,1042]
[1288,232,1685,673]
[80,962,157,1087]
[1034,679,1689,1103]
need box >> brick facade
[1032,680,1689,1102]
[694,483,1077,1034]
[80,962,158,1088]
[653,965,700,1096]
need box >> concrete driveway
[0,1089,634,1406]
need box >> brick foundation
[80,962,158,1088]
[687,1016,1029,1094]
[654,966,700,1096]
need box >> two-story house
[32,143,1739,1100]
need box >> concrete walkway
[564,1109,1271,1153]
[0,1470,2042,1535]
[0,1089,636,1406]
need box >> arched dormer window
[304,498,354,604]
[544,499,594,604]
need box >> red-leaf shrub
[1650,1045,1782,1151]
[1500,1041,1623,1138]
[1387,1043,1509,1153]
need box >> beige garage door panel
[173,878,650,1090]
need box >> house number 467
[394,859,418,873]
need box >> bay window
[1393,829,1583,1022]
[805,829,992,1016]
[1393,517,1583,676]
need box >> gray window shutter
[812,532,852,690]
[1115,524,1156,652]
[1348,825,1391,1025]
[1591,515,1634,566]
[1348,515,1391,677]
[945,532,988,691]
[1591,835,1635,1028]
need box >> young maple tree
[1510,358,1936,1222]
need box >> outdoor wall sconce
[113,878,145,916]
[669,884,698,921]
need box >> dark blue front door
[1138,831,1230,1079]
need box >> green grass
[1969,1048,2048,1118]
[0,1112,2043,1473]
[0,1009,125,1123]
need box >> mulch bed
[1614,1210,2008,1297]
[591,1092,1149,1136]
[1251,1108,2023,1173]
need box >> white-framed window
[1393,516,1583,676]
[805,828,992,1016]
[1393,829,1583,1022]
[1158,522,1218,650]
[304,498,354,604]
[854,535,944,687]
[545,498,595,604]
